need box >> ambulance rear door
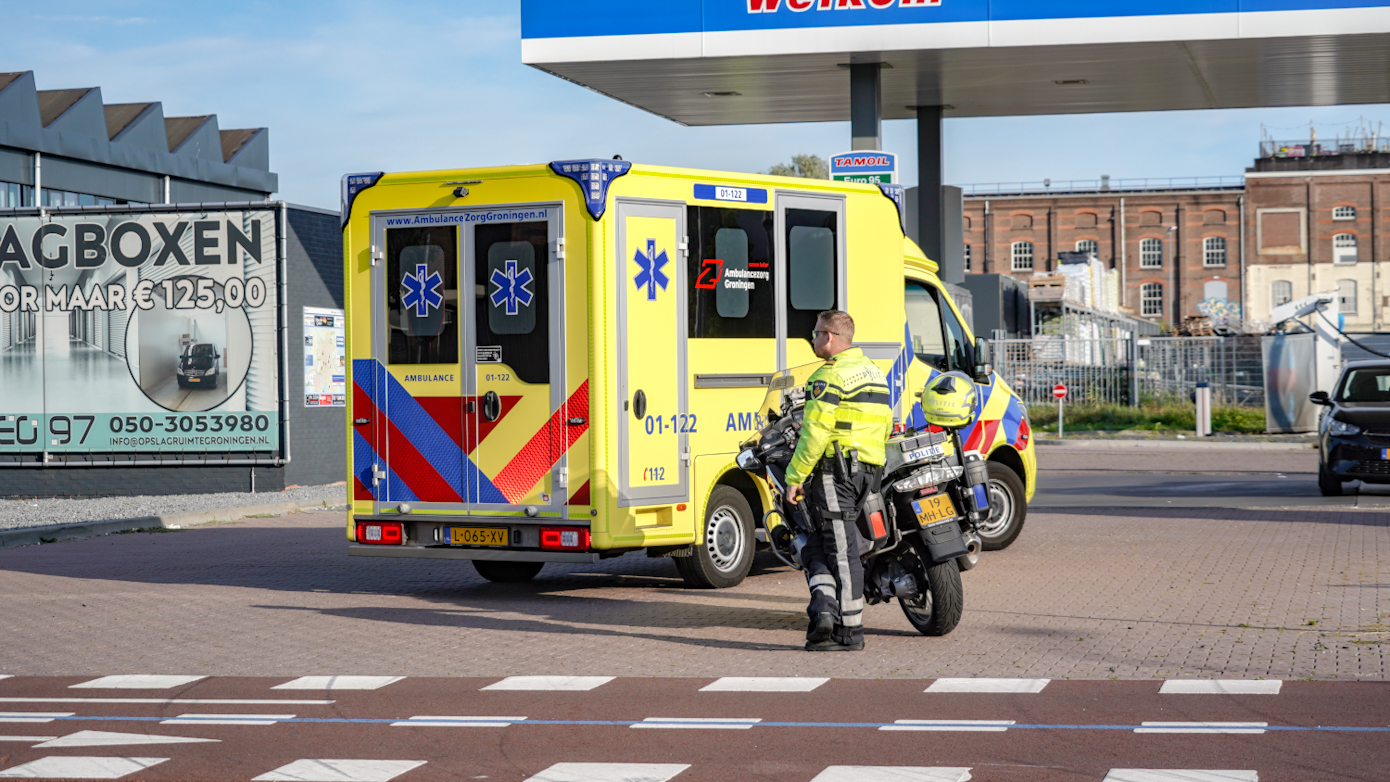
[615,199,689,506]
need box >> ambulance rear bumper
[348,544,599,563]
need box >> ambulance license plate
[449,527,508,546]
[912,494,957,526]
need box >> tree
[767,153,827,179]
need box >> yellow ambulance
[341,160,1035,587]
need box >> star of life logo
[401,263,444,317]
[748,0,938,11]
[633,238,670,302]
[489,259,535,315]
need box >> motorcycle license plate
[912,495,957,526]
[449,527,508,546]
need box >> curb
[0,500,344,549]
[1035,438,1315,451]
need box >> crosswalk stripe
[33,731,219,748]
[925,678,1049,694]
[1135,722,1267,734]
[252,759,426,782]
[1160,680,1282,695]
[272,676,404,691]
[0,736,57,743]
[0,698,332,705]
[523,763,690,782]
[631,718,761,730]
[0,713,73,723]
[483,676,615,691]
[881,720,1014,732]
[390,716,526,727]
[700,677,828,692]
[1103,771,1259,782]
[161,714,296,726]
[810,767,973,782]
[0,756,168,779]
[70,675,205,690]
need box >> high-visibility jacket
[785,347,894,487]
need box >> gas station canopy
[521,0,1390,124]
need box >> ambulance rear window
[686,206,774,339]
[386,226,458,366]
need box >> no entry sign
[1053,384,1068,399]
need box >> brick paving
[0,499,1383,681]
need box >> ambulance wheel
[978,462,1027,551]
[472,560,544,583]
[900,558,963,637]
[676,486,755,589]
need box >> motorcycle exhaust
[957,530,982,571]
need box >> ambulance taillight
[540,527,590,551]
[357,521,404,545]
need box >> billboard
[0,206,283,460]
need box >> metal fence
[992,335,1265,408]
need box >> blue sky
[4,0,1385,209]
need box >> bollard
[1195,381,1211,437]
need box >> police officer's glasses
[811,330,839,340]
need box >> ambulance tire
[676,486,755,589]
[472,560,545,583]
[978,462,1027,551]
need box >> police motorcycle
[735,366,991,637]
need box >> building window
[1075,239,1098,257]
[1333,205,1356,221]
[1011,241,1033,271]
[1203,236,1227,267]
[1139,238,1162,268]
[1271,280,1293,310]
[1141,283,1163,316]
[964,243,972,272]
[1333,233,1357,264]
[1338,279,1358,314]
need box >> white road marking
[483,676,615,691]
[1135,722,1267,734]
[810,767,974,782]
[1103,772,1258,782]
[0,756,168,779]
[70,675,205,690]
[0,697,332,705]
[925,678,1049,694]
[33,730,220,748]
[0,713,73,723]
[272,676,404,691]
[631,717,761,730]
[881,720,1015,732]
[523,763,690,782]
[161,714,296,726]
[1160,680,1282,695]
[391,716,527,727]
[699,677,828,692]
[0,737,56,743]
[253,759,426,782]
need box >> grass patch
[1028,402,1265,433]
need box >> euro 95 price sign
[0,207,283,457]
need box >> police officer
[785,310,893,652]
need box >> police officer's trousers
[802,468,865,644]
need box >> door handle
[633,389,646,420]
[483,390,501,422]
[466,400,476,414]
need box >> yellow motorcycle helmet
[921,371,978,429]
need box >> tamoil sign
[830,151,897,184]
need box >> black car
[176,343,221,389]
[1310,359,1390,495]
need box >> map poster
[303,306,345,407]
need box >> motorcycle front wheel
[899,558,963,636]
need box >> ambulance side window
[476,221,550,384]
[905,281,948,372]
[386,226,458,365]
[686,206,774,339]
[785,209,837,348]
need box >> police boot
[804,637,865,652]
[806,612,835,643]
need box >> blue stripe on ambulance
[352,429,418,502]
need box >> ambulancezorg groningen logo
[748,0,939,12]
[401,263,443,317]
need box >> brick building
[960,137,1390,331]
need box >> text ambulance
[342,161,1035,587]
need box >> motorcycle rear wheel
[899,559,963,636]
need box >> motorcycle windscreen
[758,361,825,420]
